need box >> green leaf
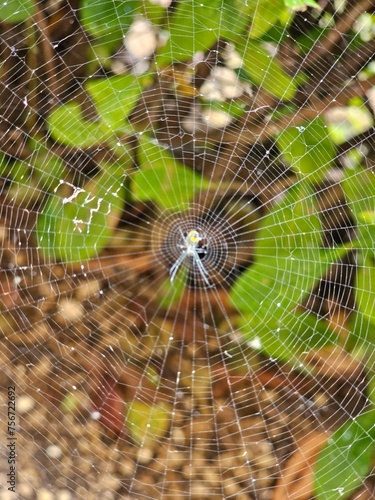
[326,105,373,145]
[133,135,209,210]
[343,168,375,220]
[47,103,110,147]
[358,211,375,225]
[0,0,36,22]
[222,0,290,43]
[127,401,170,447]
[249,0,287,39]
[81,0,139,48]
[276,117,336,183]
[342,168,375,249]
[141,0,167,25]
[314,410,375,500]
[37,165,125,262]
[284,0,321,11]
[0,156,29,184]
[255,182,322,258]
[28,140,67,192]
[219,0,258,42]
[355,254,375,326]
[156,0,221,65]
[61,392,86,414]
[86,75,142,131]
[48,76,143,148]
[230,183,342,364]
[231,253,340,363]
[34,157,66,193]
[200,99,247,121]
[159,267,188,308]
[237,39,297,100]
[155,0,289,65]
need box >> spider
[170,229,210,285]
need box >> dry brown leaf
[273,431,328,500]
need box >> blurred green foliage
[230,182,344,364]
[314,409,375,500]
[127,401,171,447]
[0,0,36,22]
[276,117,337,183]
[2,0,375,497]
[134,135,209,210]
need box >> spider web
[1,0,375,499]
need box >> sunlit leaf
[127,401,170,447]
[277,117,337,182]
[0,157,29,184]
[200,99,247,121]
[249,0,286,39]
[48,76,143,148]
[219,0,258,42]
[254,182,322,258]
[156,0,221,65]
[230,183,342,364]
[0,0,36,22]
[358,211,375,225]
[159,268,188,308]
[342,168,375,248]
[355,254,375,327]
[284,0,321,11]
[28,140,67,192]
[314,410,375,500]
[47,103,110,147]
[37,165,125,262]
[141,0,167,25]
[81,0,140,48]
[133,135,209,210]
[86,75,143,130]
[157,0,264,65]
[343,168,375,218]
[231,256,340,363]
[237,39,297,100]
[61,392,86,414]
[326,105,373,145]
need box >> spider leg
[192,249,210,285]
[170,251,187,283]
[197,258,209,276]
